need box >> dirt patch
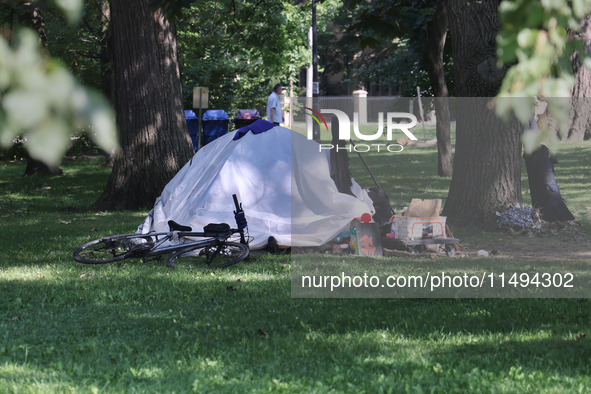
[459,225,591,261]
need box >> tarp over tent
[137,120,374,249]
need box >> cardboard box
[406,199,442,217]
[394,216,446,240]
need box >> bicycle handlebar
[232,194,240,213]
[232,194,248,245]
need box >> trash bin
[202,109,230,146]
[184,110,199,152]
[233,109,261,129]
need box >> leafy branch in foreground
[496,0,591,151]
[0,0,118,167]
[0,30,118,166]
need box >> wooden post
[417,86,427,142]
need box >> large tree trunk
[426,0,453,177]
[442,0,523,228]
[92,0,193,211]
[17,4,64,176]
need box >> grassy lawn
[1,135,591,392]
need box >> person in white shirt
[266,84,284,125]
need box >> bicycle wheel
[167,241,249,270]
[73,233,156,264]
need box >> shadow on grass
[2,266,591,391]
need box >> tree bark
[566,15,591,141]
[426,0,453,177]
[92,0,193,211]
[443,0,523,228]
[99,0,114,105]
[16,3,47,52]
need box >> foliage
[496,0,591,151]
[356,39,441,97]
[0,0,117,167]
[1,0,82,23]
[340,0,454,97]
[44,0,109,92]
[0,30,117,166]
[315,0,362,94]
[344,0,413,49]
[177,0,309,115]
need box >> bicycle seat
[168,220,193,232]
[203,223,231,237]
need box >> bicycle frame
[135,230,237,259]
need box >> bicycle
[73,194,250,270]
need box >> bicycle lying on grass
[73,195,250,270]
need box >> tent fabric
[138,126,374,249]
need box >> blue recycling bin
[202,109,230,146]
[184,110,199,152]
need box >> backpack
[367,188,393,235]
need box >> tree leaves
[496,0,591,143]
[0,0,118,166]
[0,30,118,166]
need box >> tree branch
[62,49,100,59]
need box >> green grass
[2,138,591,392]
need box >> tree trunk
[442,0,523,228]
[92,0,193,211]
[16,4,47,52]
[99,0,114,105]
[98,0,115,165]
[426,0,453,177]
[17,4,64,176]
[566,15,591,141]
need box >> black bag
[523,145,574,222]
[367,187,393,235]
[203,223,231,236]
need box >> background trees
[0,0,117,170]
[176,0,309,113]
[342,0,455,177]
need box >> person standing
[266,84,284,125]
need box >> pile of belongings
[497,205,541,230]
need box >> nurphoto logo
[305,108,419,153]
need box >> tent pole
[350,139,395,215]
[197,89,203,151]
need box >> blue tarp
[233,119,276,140]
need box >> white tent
[138,124,374,249]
